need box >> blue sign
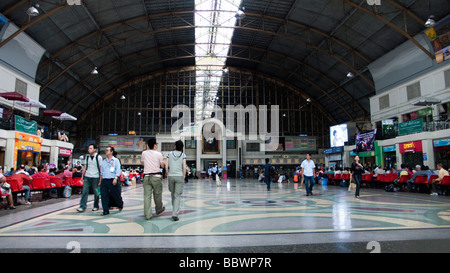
[433,138,450,147]
[382,145,396,152]
[324,146,344,154]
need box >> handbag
[63,185,72,198]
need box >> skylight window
[194,0,243,122]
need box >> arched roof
[0,0,448,131]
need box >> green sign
[15,115,37,135]
[398,118,423,136]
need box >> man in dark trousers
[263,158,272,191]
[99,146,123,215]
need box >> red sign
[399,141,422,153]
[59,148,72,156]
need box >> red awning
[43,109,63,117]
[0,92,29,102]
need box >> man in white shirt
[141,137,166,220]
[301,153,316,196]
[78,144,102,212]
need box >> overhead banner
[15,115,37,135]
[425,16,450,64]
[355,129,377,153]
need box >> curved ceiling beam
[340,0,434,60]
[0,3,68,48]
[50,43,366,119]
[39,23,374,95]
[66,53,351,122]
[75,66,337,128]
[383,0,425,26]
[37,10,371,70]
[2,0,28,15]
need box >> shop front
[14,132,42,168]
[324,146,343,170]
[382,145,397,170]
[58,148,72,166]
[399,140,423,167]
[433,138,450,168]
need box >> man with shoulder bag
[77,144,102,212]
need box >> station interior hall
[0,0,449,254]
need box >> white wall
[0,63,41,116]
[370,62,450,123]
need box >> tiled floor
[0,178,449,253]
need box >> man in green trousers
[141,137,165,220]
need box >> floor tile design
[0,179,449,251]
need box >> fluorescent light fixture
[91,67,99,75]
[235,9,245,19]
[26,5,39,16]
[425,15,436,28]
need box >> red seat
[31,177,48,190]
[438,175,450,186]
[413,175,427,184]
[374,174,385,182]
[45,178,55,189]
[427,175,439,184]
[63,177,73,186]
[72,177,83,187]
[362,173,373,182]
[342,173,351,181]
[384,173,397,183]
[397,174,410,184]
[8,179,24,193]
[334,173,342,180]
[50,177,64,188]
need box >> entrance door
[226,160,236,178]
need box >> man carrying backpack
[77,144,102,212]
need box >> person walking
[351,155,364,199]
[77,144,102,212]
[165,140,187,221]
[300,153,316,196]
[263,158,272,191]
[141,137,165,220]
[99,146,123,216]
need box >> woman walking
[165,140,187,221]
[351,155,364,199]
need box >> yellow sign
[13,131,42,168]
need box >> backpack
[385,184,395,192]
[85,154,101,175]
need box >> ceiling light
[90,67,98,75]
[120,95,126,100]
[235,9,245,19]
[306,98,311,103]
[26,5,39,17]
[425,15,436,28]
[346,71,354,78]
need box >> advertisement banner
[398,118,423,135]
[355,129,377,153]
[15,115,37,135]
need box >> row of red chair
[370,173,445,185]
[326,173,351,185]
[325,172,450,191]
[4,176,83,196]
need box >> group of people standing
[78,137,186,221]
[262,154,365,198]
